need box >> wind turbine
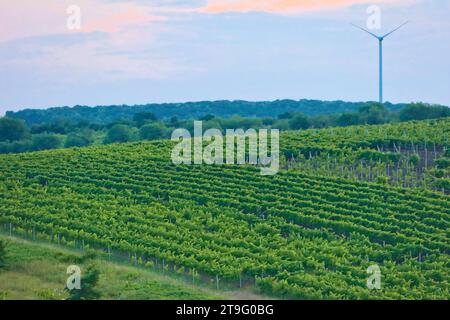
[351,21,408,104]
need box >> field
[0,119,449,299]
[0,235,225,300]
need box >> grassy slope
[0,235,225,300]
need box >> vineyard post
[216,275,219,290]
[192,268,195,285]
[433,143,437,160]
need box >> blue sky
[0,0,449,115]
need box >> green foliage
[0,117,29,142]
[375,176,389,184]
[104,124,136,144]
[31,119,72,135]
[201,114,215,121]
[6,100,406,126]
[0,240,7,269]
[0,236,220,300]
[435,158,450,169]
[289,113,310,130]
[0,119,448,299]
[358,103,390,125]
[65,133,92,148]
[0,140,33,154]
[409,154,420,166]
[399,103,450,122]
[66,264,101,300]
[133,112,158,127]
[358,150,401,163]
[80,249,98,263]
[336,113,360,127]
[2,102,450,155]
[169,116,180,127]
[139,123,166,141]
[31,134,63,151]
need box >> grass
[0,235,224,300]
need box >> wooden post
[216,275,219,290]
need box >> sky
[0,0,449,115]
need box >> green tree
[272,119,290,131]
[65,133,92,148]
[262,117,275,126]
[31,134,63,151]
[399,103,450,121]
[0,239,7,269]
[358,103,389,125]
[336,113,360,127]
[139,123,166,141]
[169,116,180,127]
[0,140,33,154]
[66,264,101,300]
[289,113,310,130]
[201,114,215,121]
[133,112,157,127]
[278,112,293,120]
[104,124,135,144]
[0,117,29,142]
[310,115,334,128]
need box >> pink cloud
[199,0,401,14]
[82,9,167,33]
[0,0,167,42]
[0,1,177,81]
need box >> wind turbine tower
[352,22,408,104]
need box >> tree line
[0,102,449,154]
[5,99,408,126]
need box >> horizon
[4,98,434,118]
[1,0,449,115]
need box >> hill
[5,99,407,126]
[0,119,448,299]
[0,235,224,300]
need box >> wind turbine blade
[350,23,379,39]
[382,21,409,39]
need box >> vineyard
[0,119,449,299]
[282,119,450,192]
